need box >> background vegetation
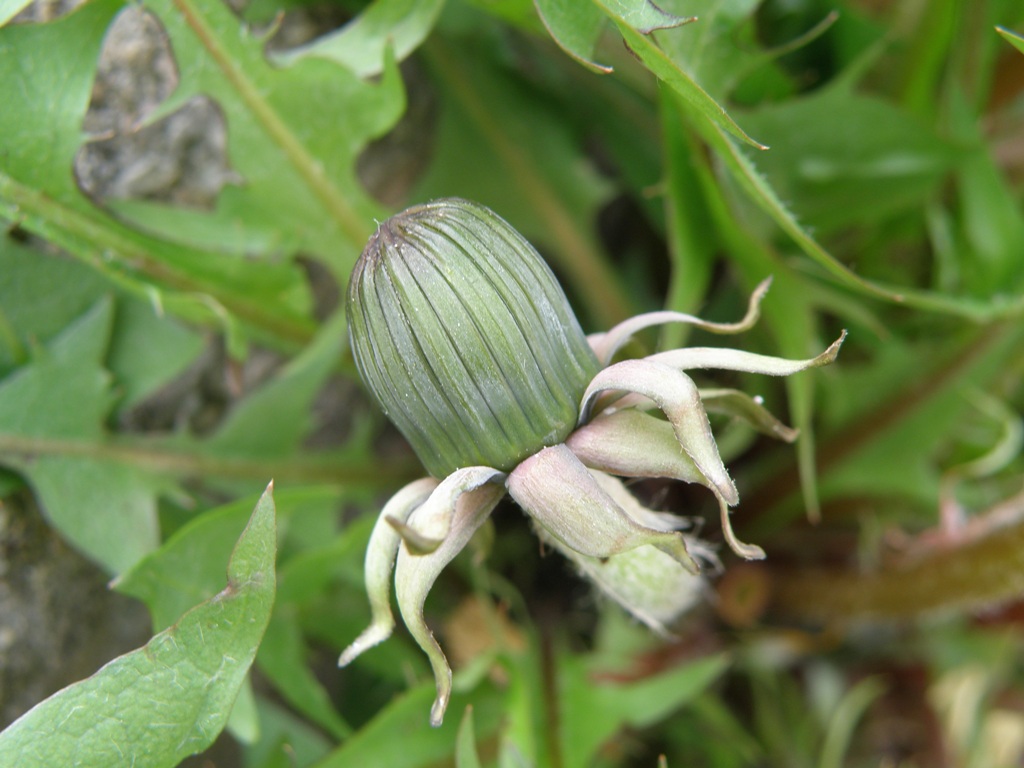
[1,0,1023,765]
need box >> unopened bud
[347,198,599,477]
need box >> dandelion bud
[347,198,599,478]
[342,196,844,726]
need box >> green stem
[0,171,316,348]
[540,629,564,768]
[0,433,419,487]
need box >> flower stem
[0,433,419,487]
[770,505,1024,623]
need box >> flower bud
[347,198,599,478]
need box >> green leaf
[139,0,404,265]
[275,511,373,605]
[818,678,886,768]
[104,197,290,257]
[0,299,165,572]
[595,3,763,148]
[534,0,612,72]
[0,0,317,348]
[0,237,203,404]
[651,0,767,99]
[25,457,165,572]
[116,495,260,627]
[115,486,372,744]
[945,88,1024,296]
[559,652,729,768]
[996,25,1024,55]
[116,486,342,630]
[0,0,119,195]
[106,297,205,409]
[0,291,385,572]
[205,310,345,459]
[246,698,333,768]
[258,611,352,740]
[276,0,446,78]
[1,171,317,350]
[738,88,958,231]
[0,238,110,372]
[0,484,277,768]
[816,324,1024,512]
[597,0,692,33]
[493,640,544,766]
[454,706,483,768]
[690,110,904,303]
[311,678,505,768]
[227,678,261,745]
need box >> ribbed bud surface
[347,198,600,478]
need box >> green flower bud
[346,198,600,477]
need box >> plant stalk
[770,501,1024,624]
[0,433,419,487]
